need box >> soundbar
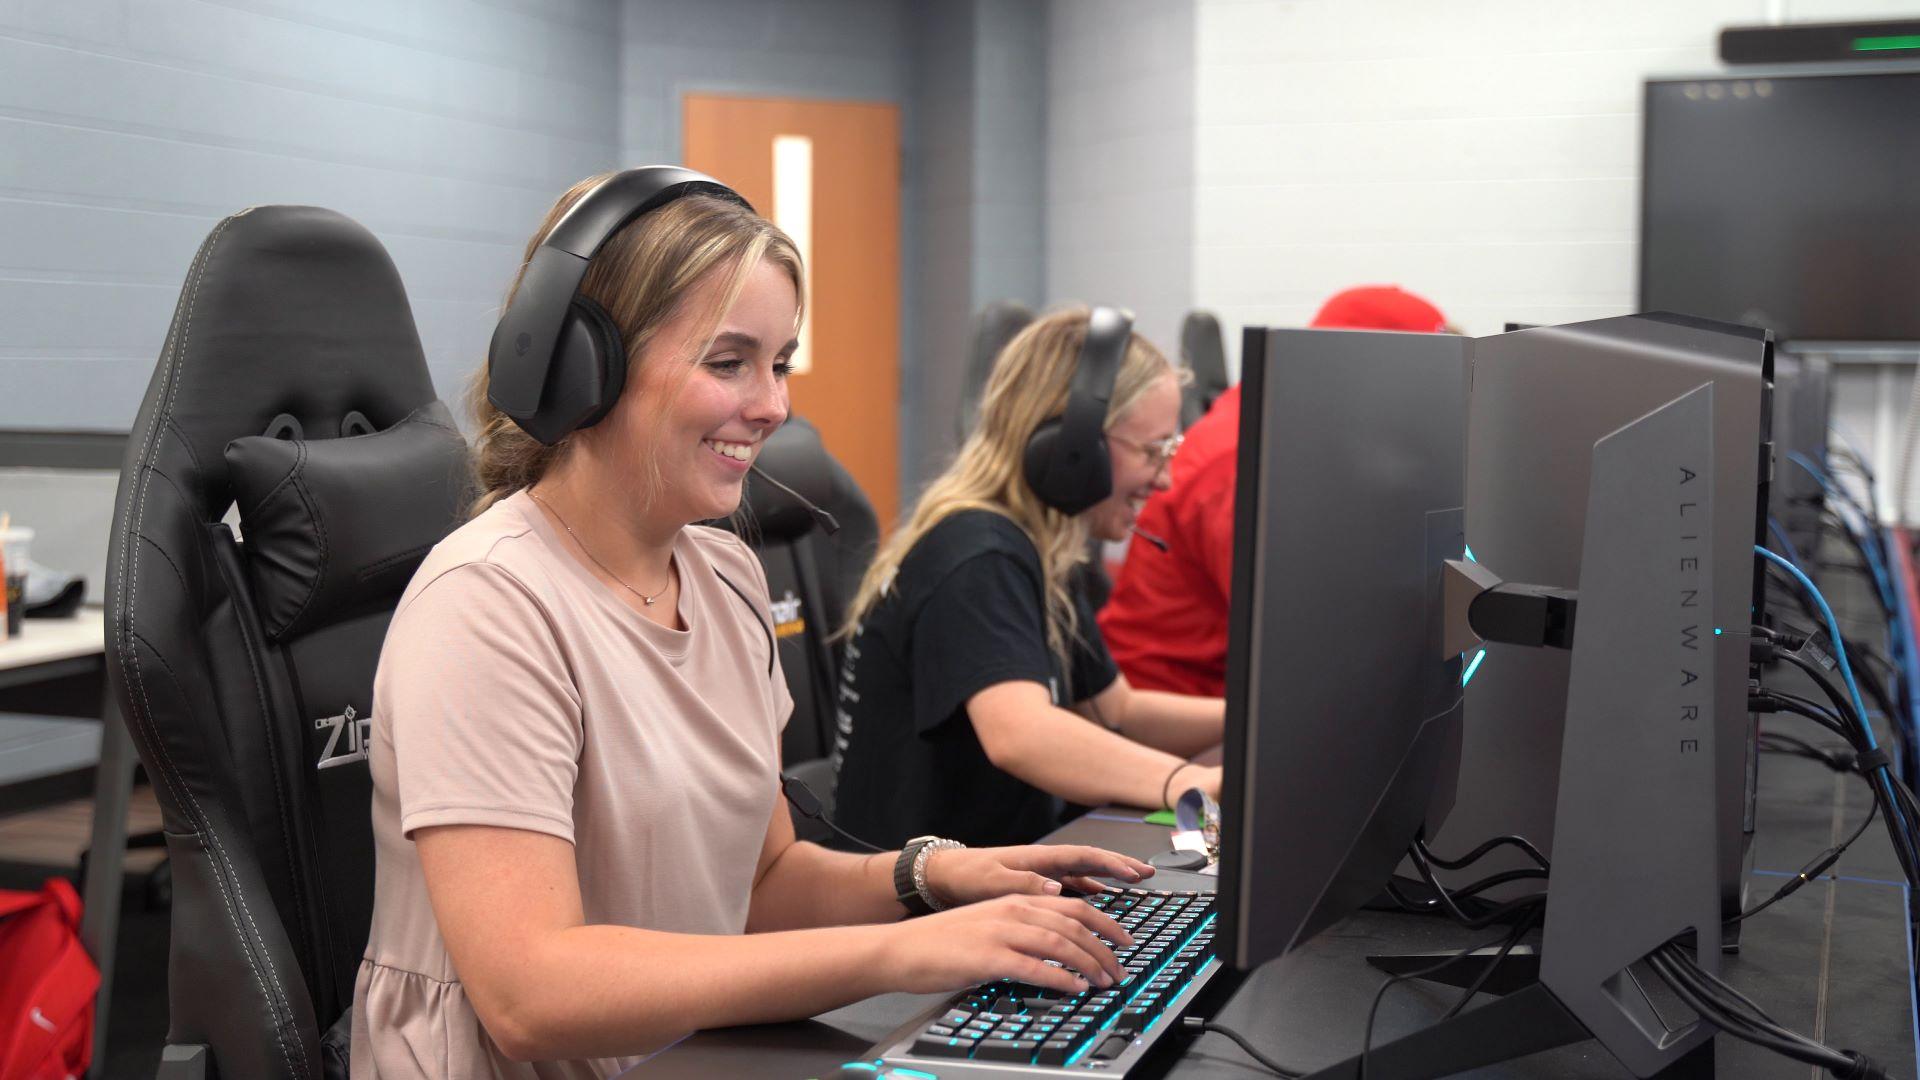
[1721,19,1920,64]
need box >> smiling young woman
[831,307,1228,853]
[349,173,1157,1080]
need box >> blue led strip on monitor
[1461,649,1487,687]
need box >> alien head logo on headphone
[487,165,753,446]
[1022,305,1135,516]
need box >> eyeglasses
[1109,431,1184,474]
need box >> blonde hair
[843,307,1178,675]
[467,173,804,516]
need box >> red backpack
[0,878,98,1080]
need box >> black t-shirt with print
[830,510,1118,850]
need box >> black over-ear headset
[1022,305,1134,516]
[488,165,752,446]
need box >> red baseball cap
[1309,286,1449,333]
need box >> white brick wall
[1046,0,1198,358]
[1191,0,1920,370]
[0,0,621,429]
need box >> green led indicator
[1853,34,1920,51]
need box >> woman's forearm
[1113,689,1224,758]
[494,922,895,1061]
[973,688,1190,809]
[747,841,903,931]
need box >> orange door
[683,94,901,530]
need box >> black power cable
[1383,867,1547,915]
[1732,800,1878,924]
[1758,653,1920,889]
[1405,842,1547,930]
[1757,730,1858,773]
[1648,942,1892,1079]
[1179,1018,1302,1078]
[1356,915,1536,1080]
[1414,832,1549,872]
[1753,689,1857,743]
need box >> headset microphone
[749,462,841,535]
[780,773,884,852]
[1131,525,1170,552]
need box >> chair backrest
[958,300,1035,441]
[722,418,877,781]
[105,207,468,1079]
[1180,310,1231,428]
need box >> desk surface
[625,730,1917,1080]
[0,608,104,670]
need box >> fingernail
[1043,880,1062,894]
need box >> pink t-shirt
[350,492,792,1079]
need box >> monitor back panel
[1449,313,1767,910]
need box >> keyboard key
[940,1009,972,1027]
[910,1035,974,1057]
[1036,1039,1076,1065]
[1090,1034,1133,1061]
[974,1039,1040,1062]
[925,1024,957,1037]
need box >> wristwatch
[893,835,965,916]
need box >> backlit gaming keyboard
[854,888,1223,1076]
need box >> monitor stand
[1295,384,1725,1080]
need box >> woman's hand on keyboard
[921,844,1155,908]
[882,893,1132,995]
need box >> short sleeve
[375,562,584,842]
[909,553,1055,734]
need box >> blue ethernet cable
[1786,452,1900,617]
[1766,516,1806,572]
[1756,545,1911,847]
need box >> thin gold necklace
[527,489,673,606]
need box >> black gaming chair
[721,416,877,829]
[105,207,470,1079]
[957,300,1035,441]
[1179,310,1231,428]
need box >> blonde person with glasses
[831,308,1226,851]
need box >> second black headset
[488,165,752,446]
[1022,305,1134,516]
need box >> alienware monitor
[1217,326,1471,970]
[1436,313,1771,924]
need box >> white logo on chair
[315,704,372,770]
[771,589,806,639]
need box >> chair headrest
[1181,310,1229,396]
[741,418,836,542]
[960,300,1035,437]
[225,402,470,641]
[156,205,437,517]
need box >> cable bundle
[1648,941,1891,1079]
[1754,548,1920,892]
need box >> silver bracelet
[911,837,967,912]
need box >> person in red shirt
[1098,286,1452,696]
